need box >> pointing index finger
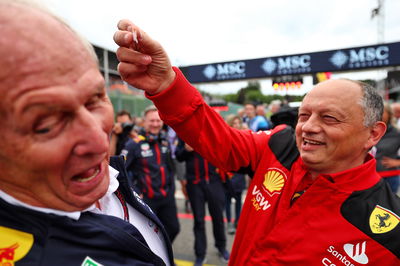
[117,19,134,31]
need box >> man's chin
[300,154,322,167]
[67,176,110,211]
[150,130,161,135]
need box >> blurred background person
[266,99,282,120]
[132,116,144,135]
[237,108,245,121]
[121,105,180,243]
[256,103,267,118]
[167,126,191,213]
[175,140,229,266]
[224,115,247,235]
[243,102,272,132]
[236,108,248,130]
[374,102,400,194]
[270,104,299,129]
[110,110,134,155]
[391,102,400,129]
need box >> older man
[0,1,173,265]
[114,20,400,265]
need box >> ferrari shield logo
[369,205,399,234]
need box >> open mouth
[303,139,324,145]
[72,165,100,183]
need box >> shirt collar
[0,165,120,220]
[303,153,381,192]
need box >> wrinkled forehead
[0,2,94,71]
[301,79,363,108]
[0,2,97,111]
[144,110,161,120]
[1,3,69,52]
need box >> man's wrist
[147,68,177,96]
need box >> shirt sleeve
[146,67,278,173]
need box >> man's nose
[72,108,109,156]
[301,115,321,133]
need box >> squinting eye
[297,114,309,122]
[324,116,339,122]
[85,94,103,108]
[34,127,51,134]
[34,121,55,135]
[33,115,63,136]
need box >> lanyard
[114,189,130,222]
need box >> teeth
[305,139,322,145]
[75,167,99,182]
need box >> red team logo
[0,226,34,266]
[0,243,19,265]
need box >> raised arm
[113,19,175,95]
[113,19,272,174]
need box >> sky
[40,0,400,95]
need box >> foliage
[214,81,305,105]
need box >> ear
[364,121,387,150]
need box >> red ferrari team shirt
[147,67,400,265]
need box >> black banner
[179,42,400,83]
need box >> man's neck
[0,189,84,220]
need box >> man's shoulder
[133,135,146,143]
[126,135,147,147]
[341,180,400,257]
[256,115,268,121]
[120,137,147,157]
[267,125,299,170]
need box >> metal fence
[108,91,153,118]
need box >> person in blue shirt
[243,102,272,132]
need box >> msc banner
[179,42,400,83]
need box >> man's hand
[180,179,188,198]
[112,123,123,135]
[381,156,400,168]
[113,19,176,95]
[184,143,194,152]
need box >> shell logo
[0,226,33,265]
[262,169,286,196]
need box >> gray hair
[352,80,383,127]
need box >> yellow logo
[0,226,33,265]
[262,168,286,196]
[369,205,400,234]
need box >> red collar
[300,154,381,192]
